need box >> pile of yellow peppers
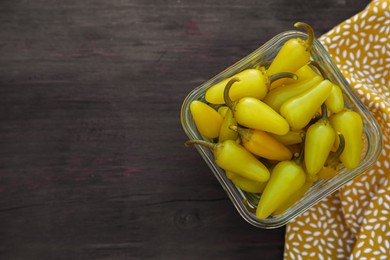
[185,22,364,220]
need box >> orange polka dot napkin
[284,0,390,259]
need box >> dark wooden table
[0,0,370,259]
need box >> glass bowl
[180,30,383,228]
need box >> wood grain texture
[0,0,370,259]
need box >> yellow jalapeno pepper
[266,22,315,89]
[263,75,323,112]
[304,104,336,179]
[283,63,323,85]
[230,125,292,161]
[317,133,345,179]
[310,61,345,114]
[329,109,363,169]
[226,171,267,193]
[325,83,345,114]
[190,100,223,139]
[224,78,290,135]
[256,149,306,219]
[272,181,313,216]
[280,79,333,130]
[185,139,270,182]
[217,105,229,117]
[271,130,305,146]
[218,108,238,142]
[205,69,296,104]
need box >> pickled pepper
[267,22,315,89]
[185,139,270,182]
[224,78,290,135]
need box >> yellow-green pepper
[304,104,336,178]
[325,83,345,114]
[217,105,229,117]
[271,130,305,146]
[272,181,313,215]
[267,22,314,89]
[310,61,345,114]
[190,100,223,139]
[283,63,322,85]
[205,69,296,104]
[280,79,333,130]
[256,151,306,219]
[185,139,270,182]
[230,125,292,161]
[218,108,238,142]
[224,78,290,135]
[226,171,267,193]
[263,75,323,112]
[329,109,363,169]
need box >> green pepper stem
[320,103,329,121]
[268,72,298,85]
[257,60,273,69]
[294,22,314,52]
[294,132,306,165]
[309,61,326,78]
[185,139,216,150]
[223,77,240,110]
[334,133,345,158]
[229,125,251,141]
[327,133,345,167]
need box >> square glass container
[180,30,383,228]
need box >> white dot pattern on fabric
[284,0,390,259]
